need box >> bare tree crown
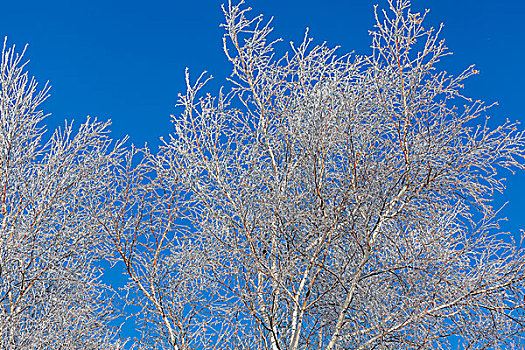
[0,39,125,349]
[2,0,525,349]
[106,0,525,349]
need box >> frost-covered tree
[109,0,525,349]
[0,40,125,349]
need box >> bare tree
[109,0,525,349]
[0,39,125,349]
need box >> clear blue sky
[2,0,524,344]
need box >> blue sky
[2,0,524,344]
[3,0,524,148]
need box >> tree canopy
[1,1,525,349]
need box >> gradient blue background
[1,0,524,344]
